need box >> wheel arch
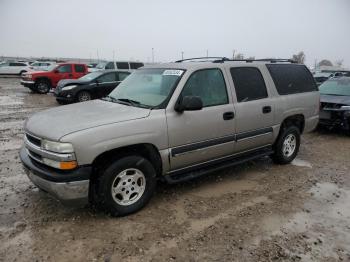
[91,143,163,180]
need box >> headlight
[62,85,77,91]
[340,106,350,110]
[41,140,74,153]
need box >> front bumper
[20,147,91,205]
[21,80,35,88]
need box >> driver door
[52,64,73,86]
[166,68,236,170]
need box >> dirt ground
[0,77,349,262]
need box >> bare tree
[335,59,343,67]
[292,51,305,64]
[318,60,333,67]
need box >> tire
[95,155,157,216]
[272,126,300,164]
[19,70,26,76]
[76,91,91,102]
[35,79,51,94]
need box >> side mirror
[175,96,203,112]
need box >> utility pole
[181,51,184,60]
[152,48,154,63]
[232,49,236,59]
[96,49,100,62]
[206,50,208,58]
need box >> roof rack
[175,57,227,63]
[175,57,297,64]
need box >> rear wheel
[35,79,51,94]
[272,126,300,164]
[77,91,91,102]
[95,155,157,216]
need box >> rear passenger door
[74,64,86,78]
[229,67,275,152]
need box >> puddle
[291,158,312,168]
[256,182,350,260]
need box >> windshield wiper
[116,98,141,105]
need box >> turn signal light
[59,161,78,170]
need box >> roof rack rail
[175,57,227,63]
[212,58,297,63]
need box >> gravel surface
[0,78,349,262]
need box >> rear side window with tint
[74,64,85,73]
[116,62,129,69]
[130,62,144,69]
[266,64,317,95]
[230,67,268,102]
[98,73,116,82]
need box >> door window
[117,72,130,81]
[230,67,268,102]
[130,62,144,69]
[116,62,129,69]
[57,64,72,73]
[181,69,228,107]
[98,73,116,83]
[74,64,85,73]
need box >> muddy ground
[0,77,349,262]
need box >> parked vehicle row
[20,58,319,216]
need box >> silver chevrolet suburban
[20,58,319,216]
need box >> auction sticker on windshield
[163,70,184,76]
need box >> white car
[0,61,30,75]
[28,61,56,71]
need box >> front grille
[321,102,344,110]
[28,149,42,161]
[26,133,41,147]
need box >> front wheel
[35,79,50,94]
[95,156,157,216]
[77,91,91,102]
[272,126,300,164]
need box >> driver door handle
[223,111,235,120]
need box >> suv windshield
[108,68,184,108]
[96,62,107,69]
[319,78,350,96]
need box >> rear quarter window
[266,64,317,95]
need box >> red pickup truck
[21,63,88,94]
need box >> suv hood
[25,100,151,141]
[320,94,350,105]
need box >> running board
[164,147,273,184]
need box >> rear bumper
[20,147,91,205]
[304,115,319,133]
[21,80,35,88]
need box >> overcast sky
[1,0,349,67]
